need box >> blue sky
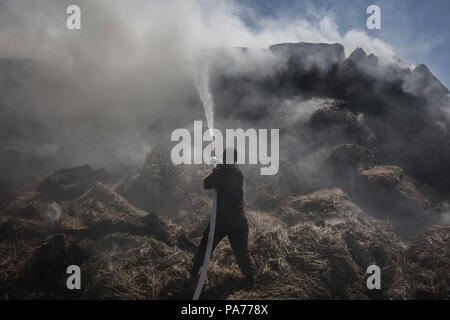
[236,0,450,87]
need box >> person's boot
[244,273,254,289]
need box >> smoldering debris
[0,151,449,299]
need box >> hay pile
[326,144,376,173]
[117,146,177,216]
[356,166,429,208]
[17,234,88,295]
[406,226,450,299]
[37,165,108,201]
[1,180,194,299]
[82,233,192,300]
[321,140,432,237]
[3,192,49,220]
[310,101,371,146]
[0,216,47,299]
[353,166,430,237]
[71,182,147,231]
[230,189,409,299]
[0,163,448,300]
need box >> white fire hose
[193,147,217,300]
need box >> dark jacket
[203,164,245,226]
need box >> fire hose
[192,144,217,300]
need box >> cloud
[343,30,396,64]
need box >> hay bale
[357,166,429,208]
[310,101,371,145]
[0,216,44,242]
[70,182,191,251]
[232,224,366,299]
[271,189,409,299]
[117,145,177,216]
[325,144,376,194]
[247,210,285,237]
[74,183,147,225]
[354,166,430,237]
[358,166,404,186]
[17,234,88,292]
[245,162,311,211]
[326,144,376,171]
[37,165,107,201]
[3,192,44,220]
[82,233,191,299]
[406,226,450,299]
[284,189,348,220]
[3,193,71,233]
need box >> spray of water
[193,63,215,133]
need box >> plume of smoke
[107,242,119,271]
[0,0,403,173]
[440,202,450,225]
[441,213,450,225]
[45,202,62,223]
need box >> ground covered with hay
[0,151,448,300]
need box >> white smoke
[45,202,62,222]
[0,0,402,170]
[440,202,450,225]
[441,213,450,225]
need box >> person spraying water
[191,63,254,300]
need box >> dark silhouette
[191,149,254,287]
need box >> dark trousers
[191,219,254,280]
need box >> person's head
[223,148,238,164]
